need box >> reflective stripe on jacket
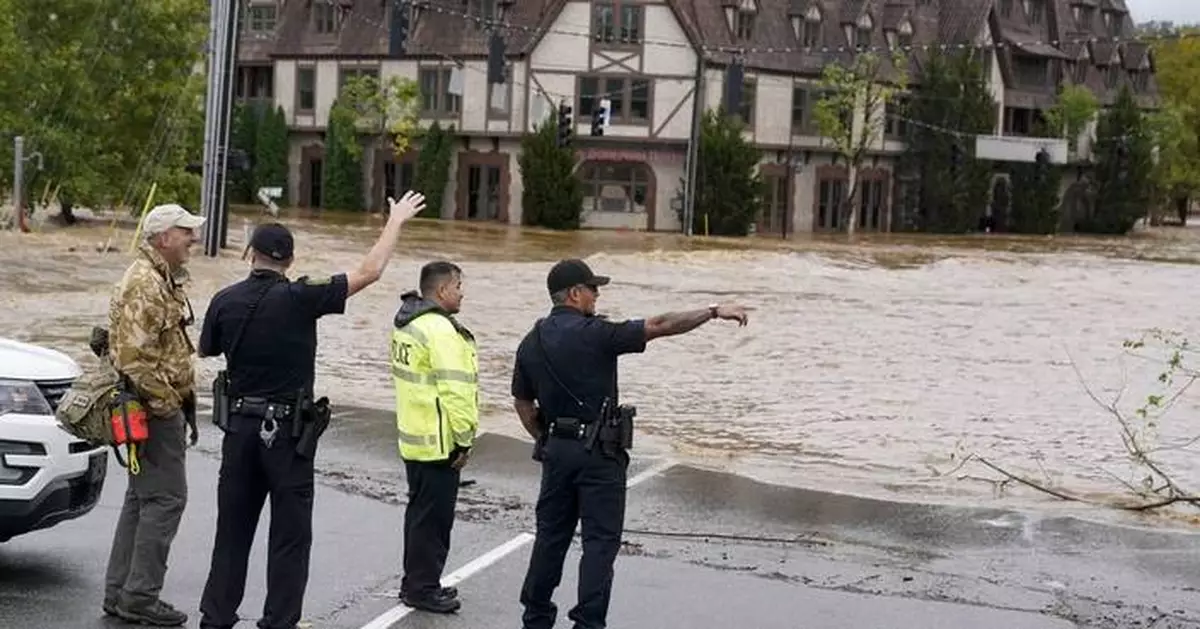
[391,307,479,462]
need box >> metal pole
[201,0,238,257]
[216,0,239,250]
[682,57,704,236]
[13,136,23,232]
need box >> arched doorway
[577,161,657,230]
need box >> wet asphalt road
[3,400,1200,628]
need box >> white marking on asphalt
[357,460,676,629]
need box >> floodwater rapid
[3,207,1199,528]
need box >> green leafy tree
[1,0,210,220]
[518,117,584,230]
[253,106,289,205]
[1149,29,1200,224]
[332,74,422,211]
[815,51,908,235]
[1044,84,1100,157]
[900,50,997,233]
[1082,86,1154,234]
[322,96,364,211]
[413,121,455,219]
[686,108,763,237]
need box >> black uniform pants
[199,414,315,629]
[520,437,628,629]
[400,460,461,599]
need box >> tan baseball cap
[142,203,206,236]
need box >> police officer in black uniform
[196,191,426,629]
[511,258,749,629]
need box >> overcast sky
[1127,0,1200,24]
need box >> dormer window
[853,13,873,50]
[1025,0,1042,26]
[897,19,913,49]
[247,2,277,32]
[468,0,495,30]
[730,0,757,40]
[1074,58,1088,83]
[1000,0,1013,18]
[792,5,822,49]
[313,0,337,34]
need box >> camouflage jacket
[108,243,197,417]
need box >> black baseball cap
[249,222,294,261]
[547,258,611,294]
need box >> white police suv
[0,337,107,542]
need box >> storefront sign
[579,147,685,165]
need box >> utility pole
[11,136,43,233]
[681,56,705,237]
[200,0,240,257]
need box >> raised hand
[387,190,428,223]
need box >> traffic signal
[724,61,744,115]
[949,142,963,171]
[487,31,506,84]
[556,103,572,148]
[591,98,610,137]
[388,0,411,57]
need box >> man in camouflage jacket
[103,203,204,627]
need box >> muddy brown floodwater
[3,208,1199,527]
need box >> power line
[244,0,1200,58]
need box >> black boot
[401,590,461,614]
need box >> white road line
[357,460,676,629]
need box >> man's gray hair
[550,288,570,305]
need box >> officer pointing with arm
[196,191,426,629]
[511,259,748,629]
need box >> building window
[247,4,276,32]
[592,1,642,46]
[885,95,909,138]
[758,174,788,233]
[580,161,651,213]
[419,68,461,116]
[313,2,336,34]
[578,76,651,124]
[382,161,416,208]
[1073,60,1088,84]
[468,0,495,29]
[816,177,845,231]
[297,67,315,112]
[1000,0,1013,18]
[735,10,755,40]
[1106,65,1120,89]
[858,178,885,231]
[800,19,821,48]
[791,86,818,134]
[235,65,273,100]
[339,67,379,93]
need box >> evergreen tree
[1007,159,1062,234]
[900,50,996,233]
[253,106,289,205]
[228,101,261,204]
[518,117,584,230]
[1083,86,1154,234]
[687,108,763,236]
[322,96,364,211]
[413,122,454,219]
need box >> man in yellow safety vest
[390,260,478,614]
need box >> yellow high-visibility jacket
[391,293,479,462]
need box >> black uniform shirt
[511,305,647,422]
[199,269,349,400]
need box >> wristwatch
[708,303,719,319]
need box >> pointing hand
[388,190,427,223]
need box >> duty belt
[548,417,590,440]
[231,397,294,421]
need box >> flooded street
[3,208,1199,523]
